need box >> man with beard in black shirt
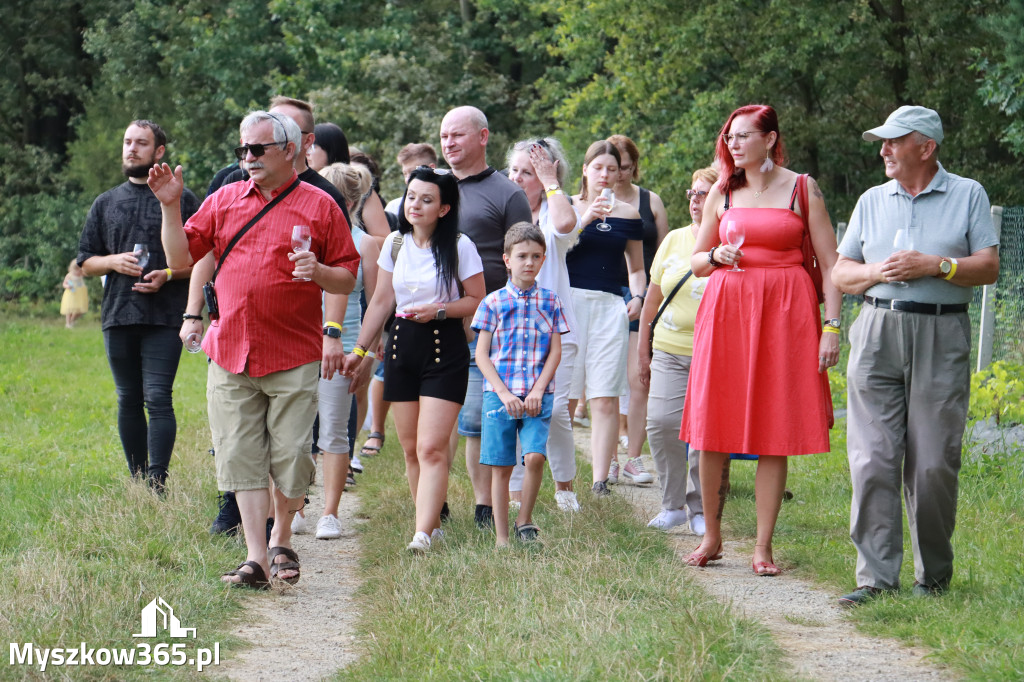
[78,120,200,491]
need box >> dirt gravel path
[580,429,953,681]
[215,459,364,681]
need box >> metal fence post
[977,205,1003,372]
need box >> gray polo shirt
[838,163,999,304]
[457,167,533,294]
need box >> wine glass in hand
[596,188,615,232]
[132,243,149,284]
[891,229,911,287]
[291,225,312,282]
[725,221,744,272]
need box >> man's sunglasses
[234,141,287,161]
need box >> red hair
[715,104,788,194]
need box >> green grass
[0,314,255,680]
[722,419,1024,680]
[337,439,787,681]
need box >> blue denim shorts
[457,340,483,437]
[479,391,553,467]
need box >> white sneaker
[509,500,522,515]
[607,460,620,485]
[647,509,689,530]
[622,456,654,484]
[407,531,431,553]
[291,511,308,534]
[618,435,629,452]
[430,527,445,544]
[350,453,364,473]
[689,513,706,536]
[315,514,342,540]
[554,490,581,512]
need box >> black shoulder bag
[203,177,301,319]
[648,270,693,354]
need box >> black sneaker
[591,480,611,497]
[210,491,241,536]
[475,504,494,530]
[838,586,886,608]
[440,501,451,523]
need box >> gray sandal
[359,431,385,456]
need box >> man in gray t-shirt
[832,106,999,607]
[440,106,532,527]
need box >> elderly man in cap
[832,106,1000,606]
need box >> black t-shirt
[77,181,200,330]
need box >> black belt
[864,295,968,315]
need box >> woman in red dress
[681,105,842,575]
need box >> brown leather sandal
[268,546,301,585]
[222,561,270,590]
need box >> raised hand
[147,163,185,206]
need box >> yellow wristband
[822,326,840,334]
[546,188,563,199]
[325,321,342,332]
[352,347,367,358]
[164,268,173,280]
[944,258,958,281]
[364,350,376,360]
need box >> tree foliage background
[2,0,1022,301]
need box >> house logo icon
[132,597,197,638]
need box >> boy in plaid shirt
[472,223,569,547]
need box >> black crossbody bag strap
[212,177,301,283]
[649,271,693,352]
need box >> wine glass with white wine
[725,221,745,272]
[891,229,911,287]
[596,188,615,232]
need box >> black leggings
[103,325,183,486]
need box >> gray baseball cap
[862,105,944,144]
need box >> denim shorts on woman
[383,317,470,404]
[479,390,553,467]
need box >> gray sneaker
[838,586,885,608]
[591,480,611,496]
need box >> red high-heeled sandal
[684,542,723,567]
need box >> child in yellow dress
[60,259,88,328]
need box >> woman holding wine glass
[607,134,669,485]
[342,167,484,552]
[566,140,646,496]
[682,104,841,574]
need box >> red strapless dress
[680,207,830,456]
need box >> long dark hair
[313,122,350,165]
[715,104,788,194]
[398,167,461,296]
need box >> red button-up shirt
[185,173,359,377]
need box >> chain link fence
[973,205,1024,367]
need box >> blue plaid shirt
[471,281,569,396]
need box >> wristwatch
[323,325,342,339]
[546,184,560,193]
[824,318,841,330]
[939,257,953,277]
[435,303,447,321]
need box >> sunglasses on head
[414,165,451,175]
[233,141,287,161]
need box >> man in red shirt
[150,111,358,588]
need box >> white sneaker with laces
[407,531,431,553]
[291,511,308,534]
[350,453,364,473]
[315,514,342,539]
[647,509,689,530]
[430,527,444,544]
[622,456,654,484]
[554,490,581,512]
[607,460,620,485]
[689,513,706,536]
